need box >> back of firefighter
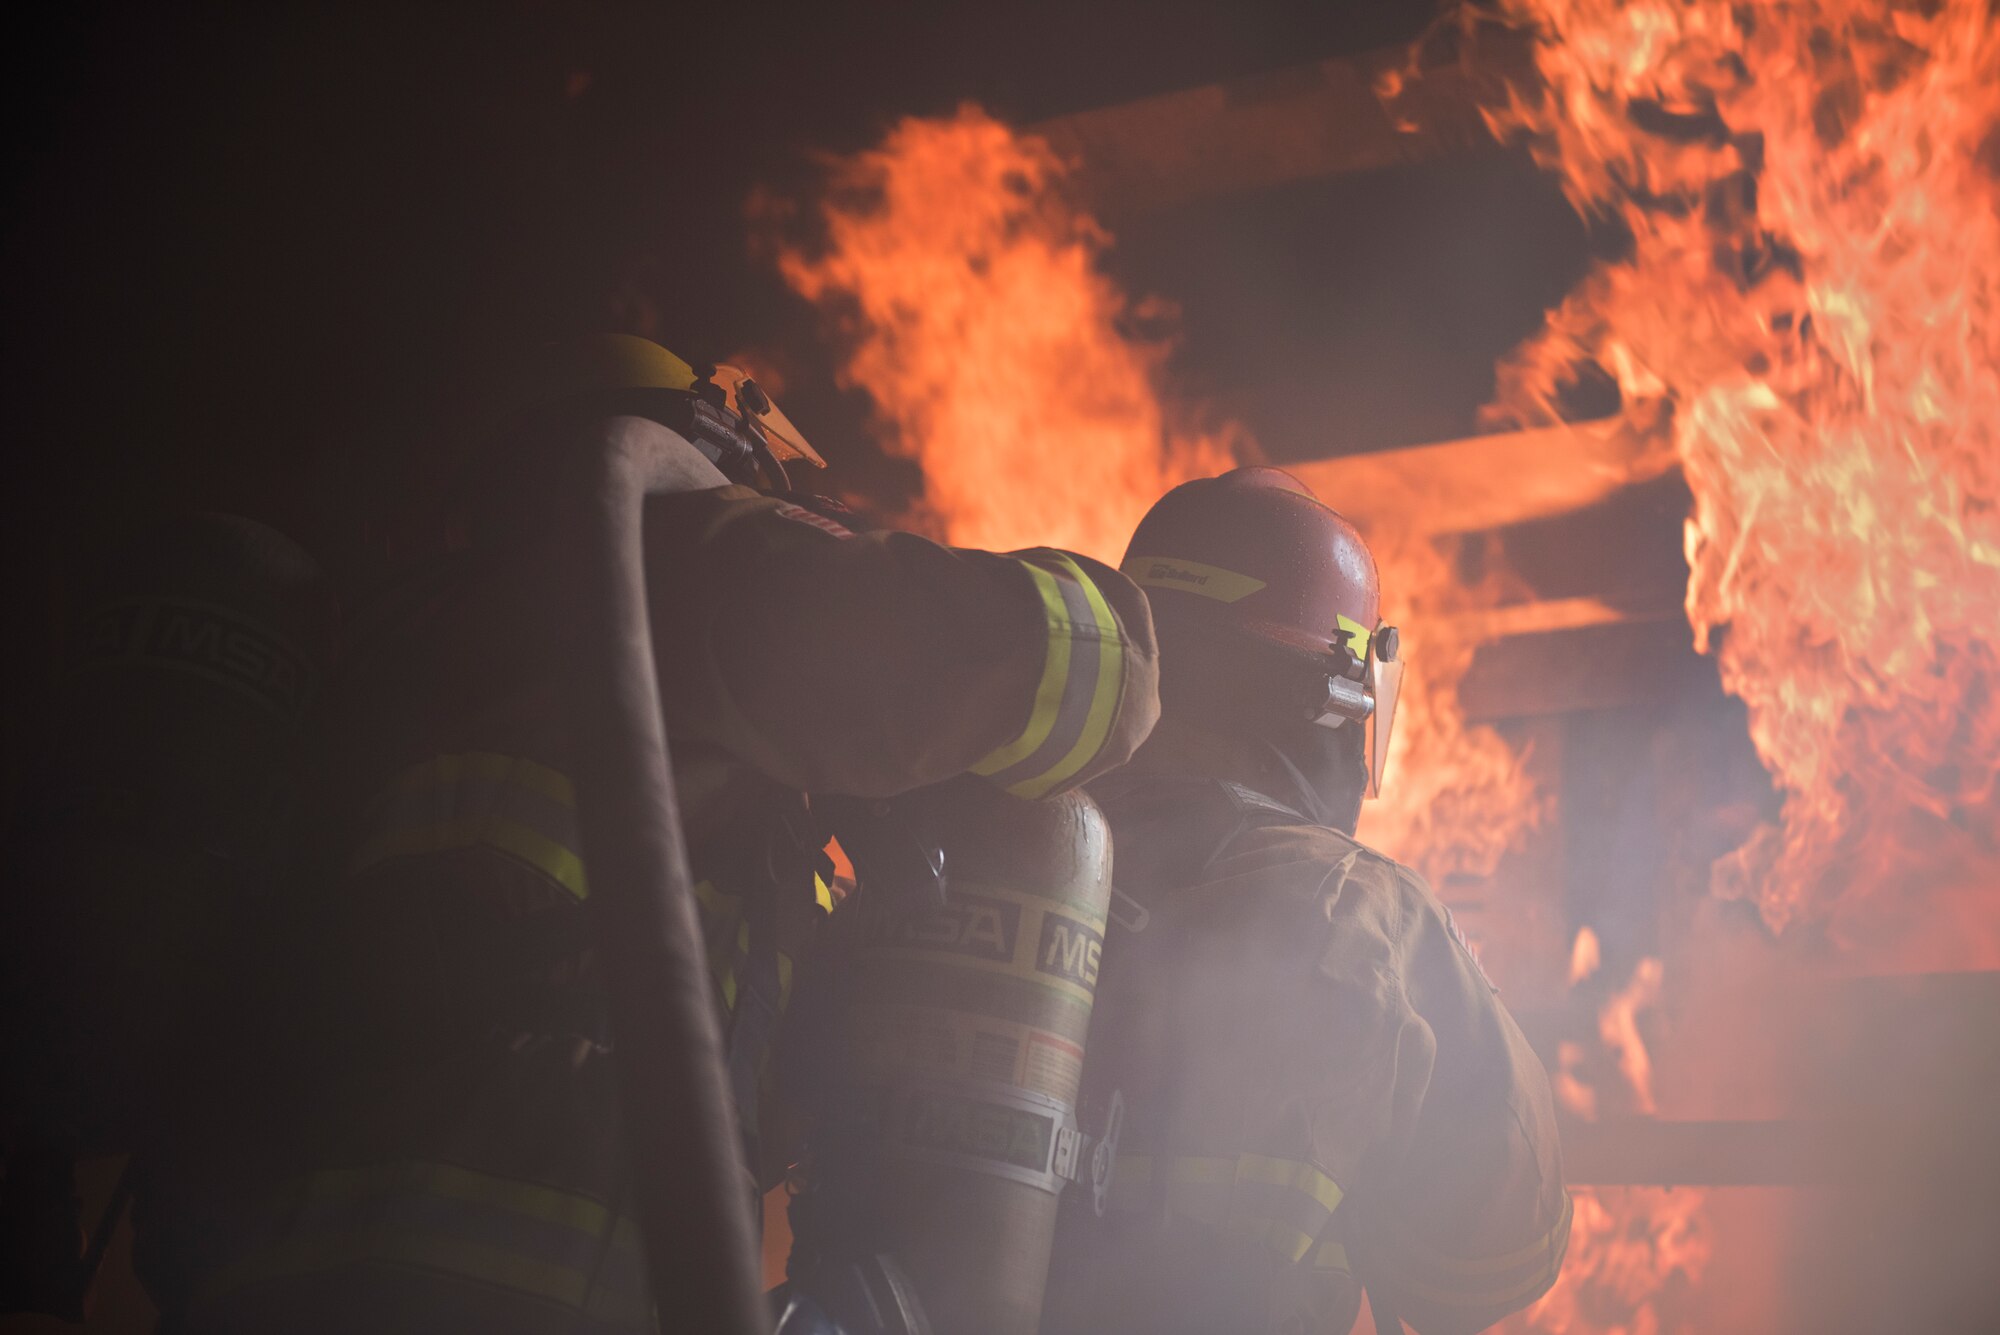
[134,336,1160,1335]
[1043,467,1567,1335]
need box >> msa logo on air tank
[902,1088,1053,1172]
[79,598,313,716]
[875,894,1021,963]
[875,892,1103,993]
[1037,913,1102,991]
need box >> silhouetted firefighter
[1043,468,1570,1335]
[4,334,1161,1334]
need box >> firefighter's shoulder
[1208,809,1409,907]
[1316,833,1497,994]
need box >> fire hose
[557,413,767,1335]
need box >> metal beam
[1029,31,1537,214]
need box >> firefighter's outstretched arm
[645,487,1160,798]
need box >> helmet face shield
[1365,653,1403,800]
[1303,623,1401,800]
[710,364,825,468]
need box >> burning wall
[1485,0,2000,968]
[1477,2,2000,1328]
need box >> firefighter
[134,335,1160,1335]
[1042,466,1568,1335]
[2,513,330,1321]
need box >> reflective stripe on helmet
[973,552,1128,800]
[349,752,589,899]
[1107,1151,1345,1266]
[190,1160,649,1328]
[1119,556,1267,604]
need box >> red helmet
[1123,466,1403,796]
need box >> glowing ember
[771,105,1230,562]
[1487,0,2000,966]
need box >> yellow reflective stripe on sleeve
[814,873,835,913]
[349,753,589,899]
[972,553,1127,800]
[190,1159,646,1326]
[970,563,1073,779]
[1025,553,1126,799]
[693,878,731,916]
[302,1159,609,1236]
[716,918,751,1012]
[351,818,588,899]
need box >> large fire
[1486,0,2000,967]
[1477,2,2000,1329]
[774,106,1548,885]
[771,105,1230,562]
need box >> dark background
[1,0,1607,865]
[2,0,1589,561]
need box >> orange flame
[1501,1187,1713,1335]
[774,106,1549,886]
[1600,956,1663,1116]
[1358,525,1553,883]
[1487,0,2000,966]
[772,105,1231,561]
[1570,924,1603,985]
[1537,930,1702,1332]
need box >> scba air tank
[811,778,1115,1335]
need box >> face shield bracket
[1306,623,1403,800]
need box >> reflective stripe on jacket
[970,550,1134,799]
[1108,1151,1348,1271]
[189,1160,649,1331]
